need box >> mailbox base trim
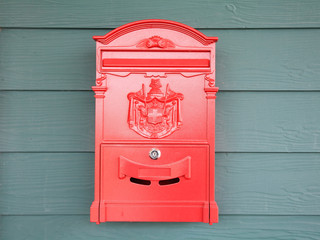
[98,201,212,223]
[90,201,219,224]
[90,201,100,224]
[209,201,219,224]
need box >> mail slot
[90,19,219,224]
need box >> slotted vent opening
[159,178,180,186]
[130,177,151,185]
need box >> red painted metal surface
[90,19,218,224]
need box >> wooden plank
[0,91,319,152]
[216,153,320,215]
[0,153,93,215]
[210,29,320,91]
[216,91,320,152]
[1,153,320,215]
[1,215,320,240]
[0,29,96,91]
[1,0,320,28]
[0,91,95,152]
[1,28,320,90]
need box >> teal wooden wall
[1,1,320,239]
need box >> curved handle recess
[119,156,191,180]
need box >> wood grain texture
[0,153,93,215]
[1,215,320,240]
[1,1,319,238]
[1,29,320,90]
[1,0,320,28]
[1,153,319,215]
[0,92,95,152]
[0,91,319,152]
[215,91,320,152]
[0,29,96,91]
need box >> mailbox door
[99,144,210,222]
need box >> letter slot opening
[159,177,180,186]
[130,177,151,185]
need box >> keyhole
[149,149,161,160]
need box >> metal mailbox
[90,19,219,224]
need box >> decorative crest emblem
[127,79,184,138]
[136,36,175,48]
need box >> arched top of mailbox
[93,19,218,46]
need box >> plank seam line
[1,27,320,30]
[1,151,319,154]
[1,90,320,92]
[1,214,320,217]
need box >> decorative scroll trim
[205,73,215,87]
[96,74,107,87]
[136,36,175,49]
[98,72,207,79]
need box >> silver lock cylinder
[149,149,161,160]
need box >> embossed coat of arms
[127,79,184,138]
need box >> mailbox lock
[149,149,161,160]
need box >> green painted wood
[0,92,95,152]
[0,29,96,91]
[0,153,93,215]
[216,153,320,215]
[1,1,319,239]
[1,153,319,215]
[216,91,320,152]
[1,29,320,91]
[0,91,319,152]
[1,0,320,28]
[1,215,320,240]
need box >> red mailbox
[90,19,219,224]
